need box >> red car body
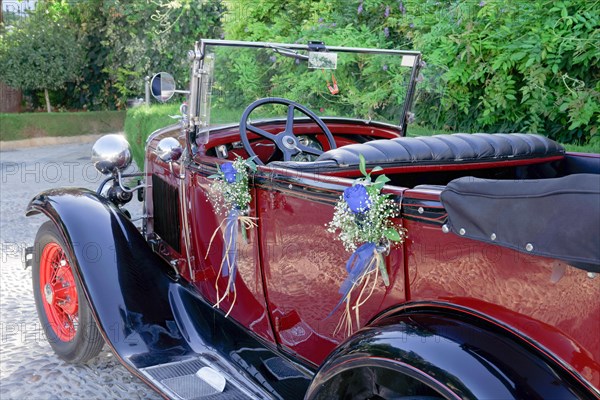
[145,121,600,384]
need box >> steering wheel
[239,97,337,165]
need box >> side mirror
[150,72,176,102]
[155,137,183,163]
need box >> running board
[131,282,312,399]
[140,357,255,400]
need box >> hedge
[0,110,126,141]
[124,104,180,168]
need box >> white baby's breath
[327,155,407,251]
[208,157,255,214]
[327,185,403,251]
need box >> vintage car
[25,39,600,399]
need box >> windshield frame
[186,39,422,147]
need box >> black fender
[26,188,312,399]
[305,309,594,399]
[26,188,192,369]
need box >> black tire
[32,221,104,363]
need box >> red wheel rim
[39,242,79,341]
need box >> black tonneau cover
[441,174,600,272]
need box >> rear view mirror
[150,72,176,102]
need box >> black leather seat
[315,133,564,168]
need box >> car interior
[195,115,596,189]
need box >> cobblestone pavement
[0,142,161,399]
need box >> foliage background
[1,0,598,146]
[224,0,599,146]
[124,104,179,167]
[0,1,83,111]
[0,0,224,110]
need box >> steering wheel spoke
[285,104,296,135]
[247,124,277,141]
[239,97,337,165]
[282,149,294,162]
[296,143,323,156]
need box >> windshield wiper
[269,45,309,61]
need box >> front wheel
[32,221,104,363]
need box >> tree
[0,3,83,112]
[99,0,224,107]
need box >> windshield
[194,40,421,134]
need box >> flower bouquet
[327,154,407,335]
[206,156,258,316]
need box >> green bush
[0,1,84,112]
[98,0,224,108]
[223,0,599,146]
[0,111,126,141]
[125,101,263,168]
[562,139,600,154]
[409,1,599,145]
[0,0,225,111]
[124,104,180,168]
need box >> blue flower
[221,162,237,183]
[344,185,371,214]
[399,1,406,14]
[357,2,363,14]
[385,5,390,18]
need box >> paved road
[0,142,160,399]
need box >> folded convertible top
[441,174,600,272]
[317,133,564,167]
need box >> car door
[256,167,408,366]
[186,155,275,344]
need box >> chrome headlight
[91,134,132,175]
[155,137,183,163]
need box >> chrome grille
[152,174,181,252]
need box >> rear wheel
[32,221,104,363]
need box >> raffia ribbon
[206,209,258,317]
[329,243,389,337]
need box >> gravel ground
[0,141,161,399]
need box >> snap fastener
[525,243,534,252]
